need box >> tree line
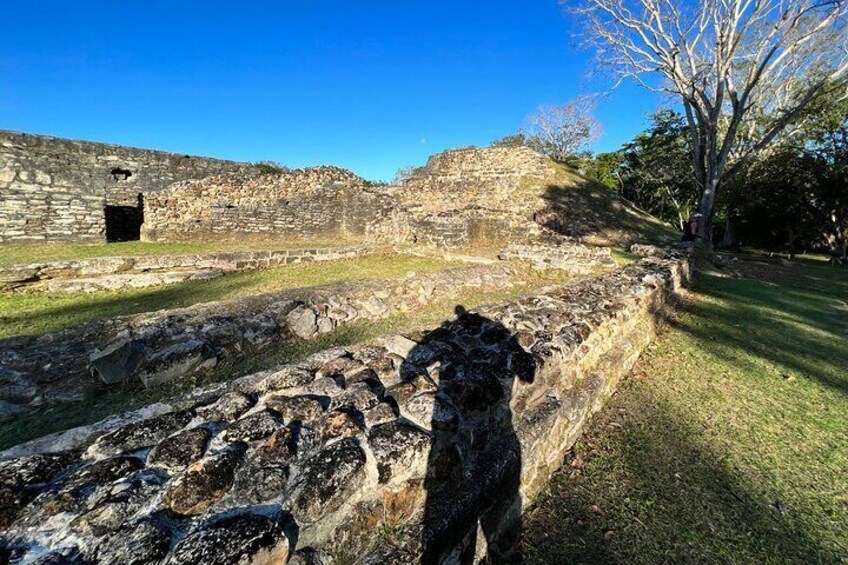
[497,0,848,263]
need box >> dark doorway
[105,193,144,242]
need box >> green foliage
[255,160,290,175]
[583,151,624,190]
[721,83,848,257]
[581,110,696,232]
[619,110,697,230]
[491,133,532,148]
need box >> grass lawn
[0,254,458,338]
[523,259,848,563]
[0,281,556,451]
[0,239,348,267]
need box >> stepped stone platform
[0,249,690,564]
[0,246,369,293]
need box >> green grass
[523,260,848,563]
[540,164,680,247]
[0,254,457,338]
[0,281,553,451]
[0,239,347,267]
[610,247,641,267]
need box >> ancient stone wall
[0,252,691,564]
[0,264,519,417]
[140,168,395,242]
[0,246,369,293]
[0,130,252,243]
[139,145,559,247]
[387,146,557,247]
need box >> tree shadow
[402,306,536,564]
[537,182,678,246]
[667,274,848,396]
[522,391,840,563]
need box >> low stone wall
[141,168,395,242]
[499,240,617,274]
[0,130,252,243]
[0,246,369,292]
[0,265,518,417]
[0,252,691,564]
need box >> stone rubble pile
[0,251,690,564]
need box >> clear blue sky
[1,1,661,181]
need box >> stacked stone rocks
[0,265,518,417]
[138,145,571,249]
[0,130,252,243]
[499,240,617,274]
[0,251,690,564]
[0,246,368,293]
[387,146,557,247]
[141,167,395,242]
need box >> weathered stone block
[163,443,245,515]
[136,339,215,388]
[89,339,147,385]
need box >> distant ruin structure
[0,131,570,248]
[0,130,251,243]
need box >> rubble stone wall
[140,168,395,242]
[387,146,557,247]
[139,146,560,247]
[0,252,691,564]
[0,130,252,243]
[0,246,369,292]
[0,264,519,417]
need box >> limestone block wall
[141,168,395,242]
[0,252,691,564]
[387,146,557,246]
[0,130,252,243]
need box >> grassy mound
[535,163,679,247]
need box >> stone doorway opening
[105,193,144,242]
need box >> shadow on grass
[538,179,678,246]
[523,261,848,563]
[523,393,837,564]
[669,273,848,396]
[0,254,452,340]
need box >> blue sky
[1,1,662,181]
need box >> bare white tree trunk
[573,0,848,245]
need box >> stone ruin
[0,130,609,249]
[0,250,691,564]
[0,131,688,564]
[0,130,253,244]
[139,145,562,248]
